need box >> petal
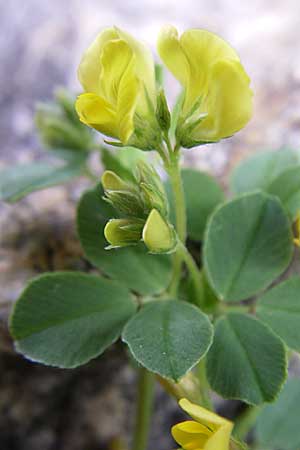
[194,59,253,141]
[179,399,233,432]
[172,421,211,450]
[157,25,190,88]
[115,27,156,106]
[98,38,139,143]
[75,93,118,138]
[180,29,240,109]
[78,27,118,93]
[204,424,233,450]
[99,39,135,106]
[158,27,242,115]
[117,58,140,143]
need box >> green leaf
[204,192,293,302]
[257,276,300,351]
[0,160,84,203]
[122,300,213,381]
[255,377,300,450]
[76,185,172,295]
[166,169,224,241]
[10,272,136,368]
[230,149,298,194]
[206,313,287,405]
[267,165,300,219]
[101,146,147,182]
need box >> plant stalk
[178,242,204,308]
[132,368,155,450]
[165,151,187,296]
[233,405,262,442]
[197,359,213,410]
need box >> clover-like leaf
[206,313,287,405]
[204,192,293,302]
[10,272,136,368]
[122,300,213,381]
[230,149,298,194]
[257,276,300,352]
[267,165,300,219]
[255,378,300,450]
[0,159,85,203]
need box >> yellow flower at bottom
[172,399,233,450]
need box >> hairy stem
[233,405,263,442]
[165,151,187,296]
[178,242,204,308]
[132,368,155,450]
[197,359,213,410]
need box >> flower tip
[101,171,126,190]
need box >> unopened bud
[35,90,93,152]
[136,161,169,217]
[101,171,129,191]
[142,209,177,254]
[104,218,144,249]
[101,170,145,217]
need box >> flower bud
[101,170,145,217]
[101,170,129,191]
[142,209,177,254]
[136,161,169,217]
[36,90,93,152]
[104,218,144,248]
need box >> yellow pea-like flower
[76,27,156,146]
[172,398,233,450]
[157,26,253,147]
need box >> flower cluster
[102,161,177,253]
[76,25,253,150]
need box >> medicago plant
[1,25,300,450]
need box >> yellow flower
[157,26,253,147]
[172,398,233,450]
[76,27,156,146]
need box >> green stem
[132,368,155,450]
[197,359,213,410]
[178,242,204,308]
[165,152,187,296]
[233,405,263,442]
[166,155,187,242]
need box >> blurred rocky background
[1,0,300,449]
